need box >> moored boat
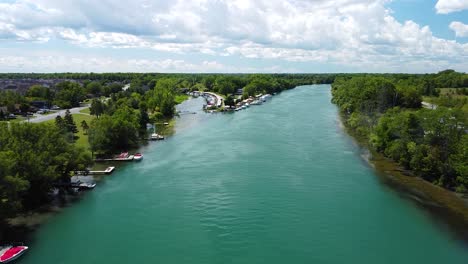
[150,133,165,140]
[114,152,134,161]
[134,153,143,161]
[78,181,96,190]
[0,245,28,263]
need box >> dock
[74,166,115,175]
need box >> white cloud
[0,0,467,72]
[435,0,468,14]
[450,21,468,37]
[0,55,221,73]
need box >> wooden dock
[74,166,115,175]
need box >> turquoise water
[19,85,468,263]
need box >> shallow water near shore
[16,85,468,263]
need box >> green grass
[73,114,95,150]
[174,94,189,104]
[44,113,95,150]
[79,108,91,114]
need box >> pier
[74,167,115,175]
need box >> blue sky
[0,0,467,73]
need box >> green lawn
[44,113,95,150]
[79,107,91,114]
[0,116,31,123]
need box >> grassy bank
[44,113,95,150]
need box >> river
[17,85,468,263]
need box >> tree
[88,106,140,154]
[90,99,104,118]
[85,81,103,96]
[146,78,176,117]
[224,95,235,106]
[64,110,78,134]
[26,85,53,101]
[81,120,89,135]
[0,122,92,215]
[214,77,236,95]
[55,116,67,132]
[54,81,85,108]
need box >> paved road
[26,105,90,123]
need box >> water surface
[19,85,468,263]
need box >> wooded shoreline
[338,113,468,244]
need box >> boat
[134,153,143,161]
[78,181,96,190]
[150,133,164,140]
[114,152,134,161]
[70,178,97,190]
[0,245,28,263]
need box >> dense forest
[332,70,467,192]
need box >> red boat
[0,245,28,263]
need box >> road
[26,105,90,123]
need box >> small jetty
[74,166,115,175]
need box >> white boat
[78,182,96,190]
[150,133,164,140]
[134,153,143,161]
[0,245,28,263]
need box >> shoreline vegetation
[331,71,468,238]
[339,114,468,241]
[0,71,467,243]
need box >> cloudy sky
[0,0,467,73]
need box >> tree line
[332,73,467,192]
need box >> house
[235,88,244,95]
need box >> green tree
[85,81,103,96]
[64,110,78,134]
[81,120,89,135]
[90,99,104,118]
[0,122,92,214]
[55,115,67,132]
[54,81,85,108]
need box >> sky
[0,0,467,73]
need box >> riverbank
[0,105,182,243]
[338,114,468,242]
